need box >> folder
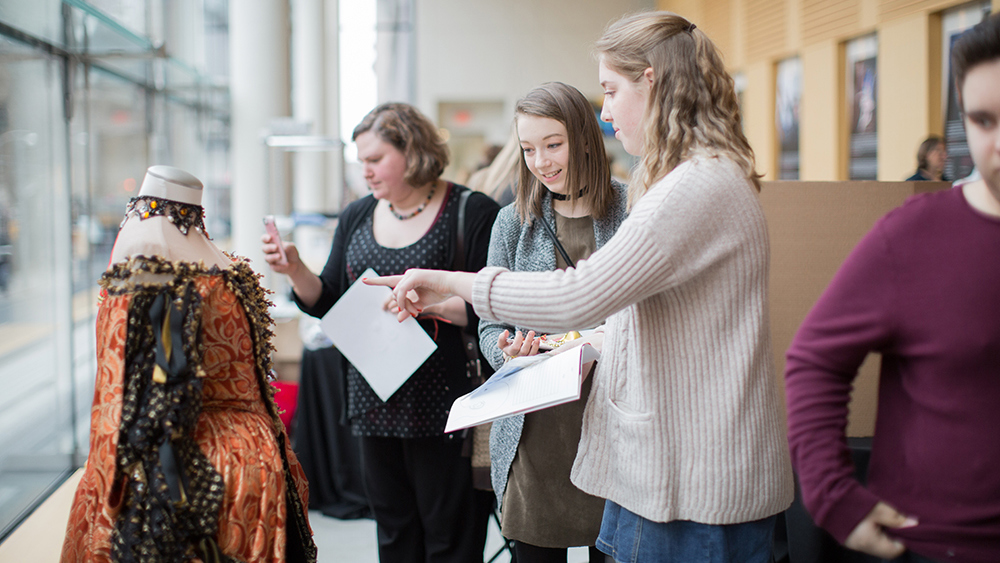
[444,344,599,433]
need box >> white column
[230,0,290,270]
[325,0,344,212]
[164,0,207,178]
[376,0,415,104]
[292,0,327,214]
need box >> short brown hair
[952,13,1000,112]
[514,82,614,221]
[916,136,943,170]
[352,103,449,187]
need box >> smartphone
[263,215,288,265]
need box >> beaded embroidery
[121,196,210,238]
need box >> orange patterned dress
[61,257,315,563]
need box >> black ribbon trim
[149,288,194,505]
[149,289,192,383]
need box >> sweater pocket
[606,395,652,423]
[604,395,655,504]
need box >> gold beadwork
[120,196,210,239]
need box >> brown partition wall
[761,181,951,437]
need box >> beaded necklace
[120,196,210,238]
[388,184,436,220]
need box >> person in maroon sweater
[785,14,1000,563]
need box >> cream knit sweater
[472,156,794,524]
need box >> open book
[444,344,600,433]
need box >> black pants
[884,552,943,563]
[359,434,489,563]
[512,541,607,563]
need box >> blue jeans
[596,501,776,563]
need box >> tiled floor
[309,510,514,563]
[310,512,380,563]
[309,510,595,562]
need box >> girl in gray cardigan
[479,82,627,563]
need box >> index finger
[363,275,402,288]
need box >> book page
[444,344,599,433]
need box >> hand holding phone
[263,216,288,266]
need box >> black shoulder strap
[455,189,471,271]
[538,215,575,269]
[453,189,483,376]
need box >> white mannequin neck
[111,166,230,269]
[137,165,204,206]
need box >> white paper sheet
[320,268,438,402]
[444,344,600,433]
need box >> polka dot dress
[343,184,467,438]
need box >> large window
[339,0,377,194]
[0,29,73,538]
[0,0,230,540]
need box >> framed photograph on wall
[775,57,801,180]
[846,35,878,180]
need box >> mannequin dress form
[61,166,316,563]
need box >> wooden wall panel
[745,0,788,61]
[703,0,735,64]
[879,0,962,22]
[802,0,861,45]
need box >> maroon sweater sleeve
[785,219,897,543]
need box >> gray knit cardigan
[479,180,627,509]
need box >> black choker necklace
[389,185,436,220]
[121,196,210,238]
[550,189,586,201]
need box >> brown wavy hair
[514,82,614,221]
[595,11,761,207]
[352,103,449,187]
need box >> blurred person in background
[468,127,521,207]
[906,135,948,181]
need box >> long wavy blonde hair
[595,12,761,207]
